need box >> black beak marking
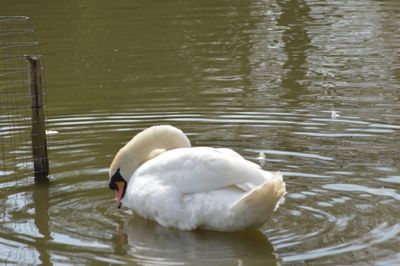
[109,168,124,190]
[109,168,127,206]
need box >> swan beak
[115,181,125,209]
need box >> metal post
[27,55,49,182]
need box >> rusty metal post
[27,55,49,182]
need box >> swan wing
[132,147,272,194]
[214,148,261,169]
[213,148,264,191]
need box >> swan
[108,125,286,232]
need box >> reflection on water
[115,215,278,265]
[278,0,312,104]
[32,182,51,266]
[1,0,400,265]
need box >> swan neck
[118,125,191,179]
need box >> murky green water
[1,0,400,265]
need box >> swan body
[109,125,285,232]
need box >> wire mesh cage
[0,16,48,185]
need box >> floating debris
[331,110,340,120]
[257,152,266,166]
[46,129,59,135]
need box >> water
[1,0,400,265]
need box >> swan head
[109,147,132,208]
[109,125,191,208]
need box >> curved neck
[111,125,191,181]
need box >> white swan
[109,125,285,232]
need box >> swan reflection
[117,215,279,265]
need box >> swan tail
[231,172,286,228]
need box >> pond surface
[1,0,400,265]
